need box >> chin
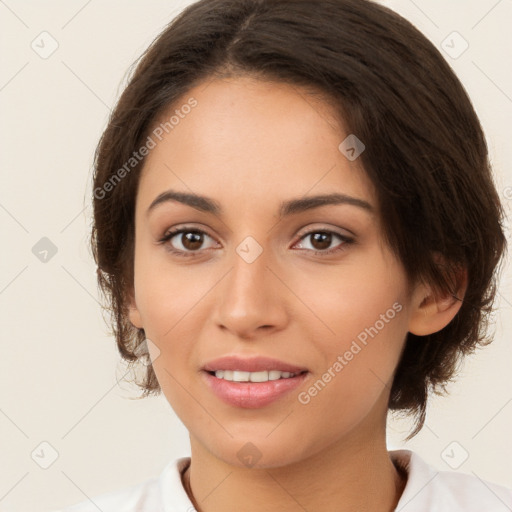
[193,428,321,470]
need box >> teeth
[214,370,299,382]
[233,370,250,382]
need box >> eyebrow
[146,190,374,218]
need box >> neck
[183,427,406,512]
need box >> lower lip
[202,371,309,408]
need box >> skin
[128,76,466,512]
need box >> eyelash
[157,226,354,258]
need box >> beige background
[0,1,511,510]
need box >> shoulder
[391,449,512,511]
[52,457,193,512]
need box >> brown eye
[179,231,204,251]
[159,227,218,256]
[294,229,354,255]
[309,232,332,251]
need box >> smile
[202,369,309,408]
[210,370,305,382]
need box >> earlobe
[129,305,143,329]
[408,265,467,336]
[127,289,143,329]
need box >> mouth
[201,355,310,408]
[205,369,308,382]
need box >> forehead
[137,76,376,216]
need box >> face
[129,76,417,468]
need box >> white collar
[157,449,512,511]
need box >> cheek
[298,262,408,417]
[300,255,406,348]
[133,245,212,338]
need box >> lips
[201,355,310,408]
[202,355,308,374]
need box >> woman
[58,0,511,510]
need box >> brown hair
[90,0,507,439]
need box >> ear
[127,287,143,329]
[408,259,468,336]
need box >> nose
[213,243,289,339]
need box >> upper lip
[202,355,308,373]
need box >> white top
[55,449,512,511]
